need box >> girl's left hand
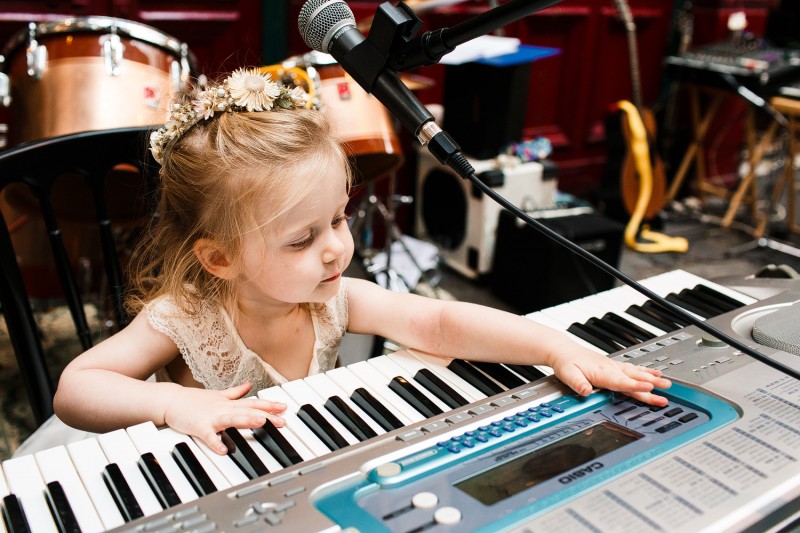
[547,346,672,406]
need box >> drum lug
[101,27,124,76]
[0,56,10,106]
[25,22,47,80]
[171,43,191,93]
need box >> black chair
[0,126,158,425]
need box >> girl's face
[236,161,353,309]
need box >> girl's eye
[290,235,314,250]
[333,213,352,227]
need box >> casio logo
[558,462,604,484]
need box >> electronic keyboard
[2,269,799,532]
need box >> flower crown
[149,67,309,165]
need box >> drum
[0,17,191,299]
[264,52,404,183]
[0,16,193,146]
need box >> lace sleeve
[309,278,349,374]
[146,296,244,390]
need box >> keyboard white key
[368,355,453,413]
[0,466,8,533]
[346,360,426,423]
[2,454,58,533]
[97,429,163,516]
[395,350,488,402]
[527,311,604,353]
[35,446,105,533]
[157,427,232,491]
[67,438,126,529]
[258,386,331,457]
[325,366,416,426]
[238,428,285,473]
[282,379,361,446]
[126,421,198,504]
[189,436,249,487]
[304,373,386,437]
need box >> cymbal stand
[349,172,442,296]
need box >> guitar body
[609,0,668,221]
[620,107,668,220]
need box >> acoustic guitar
[612,0,668,220]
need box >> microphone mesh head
[298,0,355,52]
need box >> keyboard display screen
[454,422,642,505]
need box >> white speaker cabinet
[415,149,556,279]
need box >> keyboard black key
[413,368,469,409]
[585,317,639,347]
[324,396,378,441]
[45,481,82,533]
[351,387,405,432]
[504,364,547,382]
[447,360,504,396]
[567,322,620,353]
[102,463,144,522]
[666,293,714,319]
[683,287,735,315]
[602,312,656,342]
[221,428,270,479]
[642,301,689,327]
[3,494,31,533]
[694,284,746,310]
[471,362,526,389]
[252,420,304,468]
[172,442,217,497]
[137,452,181,509]
[297,404,350,451]
[679,288,728,315]
[626,304,675,332]
[389,376,444,418]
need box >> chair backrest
[0,126,158,425]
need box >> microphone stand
[387,0,562,71]
[360,0,800,381]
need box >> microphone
[298,0,466,169]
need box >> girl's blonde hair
[127,101,351,316]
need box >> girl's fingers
[200,430,229,455]
[621,364,672,389]
[624,389,669,407]
[245,398,287,414]
[223,381,254,400]
[558,364,594,397]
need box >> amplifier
[490,211,624,313]
[415,149,557,280]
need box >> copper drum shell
[4,26,181,145]
[315,64,404,183]
[0,18,186,298]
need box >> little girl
[50,67,670,456]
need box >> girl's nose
[322,228,347,263]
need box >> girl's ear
[193,238,236,279]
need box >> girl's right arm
[53,311,285,454]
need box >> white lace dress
[13,279,350,457]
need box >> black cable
[448,153,800,381]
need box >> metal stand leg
[349,173,442,297]
[725,127,800,260]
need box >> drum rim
[1,16,193,66]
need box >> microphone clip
[342,2,423,91]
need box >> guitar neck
[613,0,643,110]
